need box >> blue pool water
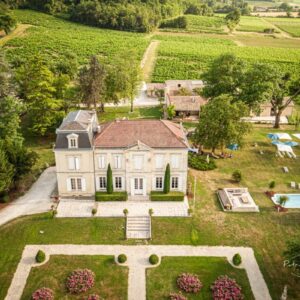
[272,194,300,208]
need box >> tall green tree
[193,95,251,153]
[0,4,16,35]
[106,163,113,194]
[16,55,63,135]
[225,8,241,32]
[78,55,106,110]
[0,142,14,194]
[163,163,171,194]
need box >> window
[99,177,106,189]
[171,177,179,189]
[68,157,80,170]
[114,155,122,169]
[155,154,164,169]
[98,155,106,169]
[171,154,180,169]
[115,177,122,189]
[155,177,163,189]
[67,134,79,149]
[68,177,85,191]
[134,155,143,170]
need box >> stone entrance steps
[126,216,151,239]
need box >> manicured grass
[265,17,300,37]
[22,255,128,299]
[147,256,254,299]
[98,106,162,123]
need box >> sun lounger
[283,167,289,173]
[291,182,296,188]
[298,183,300,190]
[259,150,264,155]
[291,152,297,159]
[287,152,293,158]
[278,151,283,158]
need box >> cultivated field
[265,17,300,37]
[237,16,275,32]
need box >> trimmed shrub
[211,275,243,300]
[177,273,202,293]
[164,164,171,194]
[232,253,242,266]
[169,292,187,300]
[188,153,216,171]
[149,254,159,265]
[150,191,184,201]
[86,295,100,300]
[31,287,54,300]
[91,208,97,215]
[123,208,128,216]
[232,170,242,183]
[269,181,276,189]
[35,250,46,263]
[66,269,95,294]
[95,191,127,201]
[107,163,113,194]
[118,254,127,263]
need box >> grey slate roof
[55,132,92,149]
[59,110,95,131]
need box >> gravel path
[0,167,56,227]
[6,245,271,300]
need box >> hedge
[150,191,185,201]
[95,192,127,201]
[188,153,216,171]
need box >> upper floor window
[171,154,180,169]
[67,133,79,149]
[155,154,164,169]
[114,155,122,169]
[68,156,80,170]
[133,155,143,170]
[98,155,106,169]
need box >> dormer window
[67,133,79,149]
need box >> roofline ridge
[160,120,188,148]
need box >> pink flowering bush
[169,292,187,300]
[86,294,100,300]
[177,273,203,293]
[66,269,95,294]
[31,287,54,300]
[211,275,244,300]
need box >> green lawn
[22,255,128,299]
[147,257,254,299]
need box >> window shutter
[178,176,182,191]
[81,178,86,191]
[75,157,80,170]
[171,155,179,168]
[114,156,118,168]
[67,178,72,191]
[118,156,122,168]
[68,157,75,170]
[98,156,105,169]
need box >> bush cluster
[232,170,242,182]
[160,16,187,29]
[150,191,185,201]
[211,275,243,299]
[169,292,187,300]
[95,191,127,201]
[149,254,159,265]
[66,269,95,294]
[232,253,242,266]
[177,273,203,293]
[118,254,127,263]
[188,153,216,171]
[31,287,54,300]
[35,250,46,263]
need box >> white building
[54,110,189,199]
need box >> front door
[134,178,144,195]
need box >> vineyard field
[185,15,226,33]
[264,17,300,37]
[4,10,149,68]
[237,16,275,33]
[151,34,300,82]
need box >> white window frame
[98,176,106,190]
[68,156,80,170]
[171,176,179,189]
[155,154,164,169]
[115,177,122,189]
[114,155,122,169]
[171,154,180,169]
[98,155,106,169]
[67,133,79,149]
[68,177,86,191]
[155,177,163,190]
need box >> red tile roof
[94,120,188,148]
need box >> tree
[0,4,16,35]
[232,170,242,182]
[225,8,241,32]
[193,95,251,153]
[163,163,170,194]
[166,104,176,120]
[0,142,14,194]
[16,55,63,135]
[202,54,246,100]
[78,55,106,110]
[279,195,288,208]
[106,163,113,194]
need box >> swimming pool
[272,194,300,208]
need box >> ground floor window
[70,178,82,191]
[99,177,106,189]
[115,177,122,189]
[171,177,179,189]
[155,177,163,189]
